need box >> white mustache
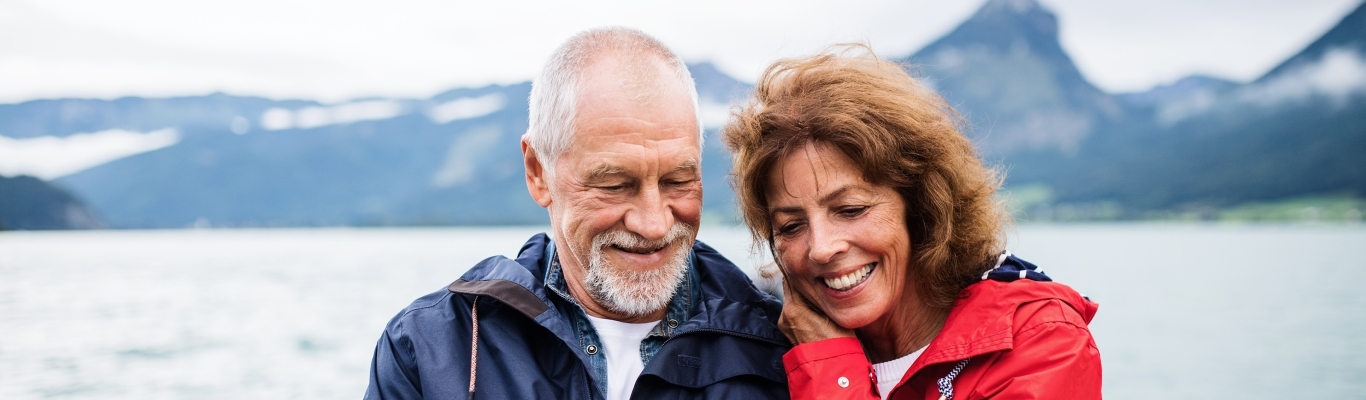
[593,223,692,253]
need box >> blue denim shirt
[541,240,699,397]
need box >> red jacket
[783,279,1101,399]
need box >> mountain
[2,0,1362,226]
[907,0,1123,156]
[0,94,314,139]
[2,64,747,228]
[904,0,1365,216]
[1259,2,1366,81]
[1115,75,1240,108]
[689,62,755,221]
[1027,0,1366,212]
[49,84,545,227]
[0,175,102,230]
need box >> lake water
[1,224,1363,399]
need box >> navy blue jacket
[365,233,792,399]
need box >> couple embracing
[365,27,1101,400]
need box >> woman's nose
[806,218,848,264]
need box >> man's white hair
[526,27,703,168]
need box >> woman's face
[766,142,914,330]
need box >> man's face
[524,57,702,320]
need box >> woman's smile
[822,263,875,291]
[766,142,915,330]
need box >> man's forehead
[576,56,696,118]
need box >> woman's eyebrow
[766,185,858,215]
[817,186,853,205]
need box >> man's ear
[522,135,553,208]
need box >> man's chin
[586,245,690,316]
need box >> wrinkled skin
[522,55,703,323]
[768,142,942,362]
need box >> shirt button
[585,344,598,355]
[837,376,849,388]
[667,319,679,329]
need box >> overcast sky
[1,0,1360,103]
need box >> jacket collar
[910,271,1099,371]
[447,233,588,365]
[448,233,790,392]
[446,233,557,316]
[674,239,788,344]
[447,233,787,343]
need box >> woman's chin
[813,277,885,330]
[827,311,876,331]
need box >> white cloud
[260,108,294,130]
[1053,0,1363,92]
[259,100,408,131]
[699,99,734,130]
[0,128,179,180]
[426,93,507,124]
[229,116,250,134]
[0,0,1359,102]
[430,125,503,188]
[1242,47,1366,106]
[1158,46,1366,123]
[0,0,979,102]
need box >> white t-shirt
[872,346,927,400]
[585,315,658,400]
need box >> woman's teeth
[823,263,874,291]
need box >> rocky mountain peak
[965,0,1060,46]
[908,0,1115,155]
[980,0,1044,14]
[1259,1,1366,81]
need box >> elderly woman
[722,47,1101,400]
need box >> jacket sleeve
[365,322,424,400]
[972,299,1102,400]
[782,337,879,400]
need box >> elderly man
[364,28,790,400]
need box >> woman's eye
[836,206,868,218]
[774,221,804,237]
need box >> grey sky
[0,0,1359,103]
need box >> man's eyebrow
[585,164,629,181]
[668,158,700,174]
[585,158,699,181]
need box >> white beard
[581,223,693,317]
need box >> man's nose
[624,183,672,241]
[807,217,848,264]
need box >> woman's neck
[856,293,948,364]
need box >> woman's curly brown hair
[722,45,1007,310]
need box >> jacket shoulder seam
[1014,319,1089,341]
[395,290,456,322]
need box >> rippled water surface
[1,224,1363,399]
